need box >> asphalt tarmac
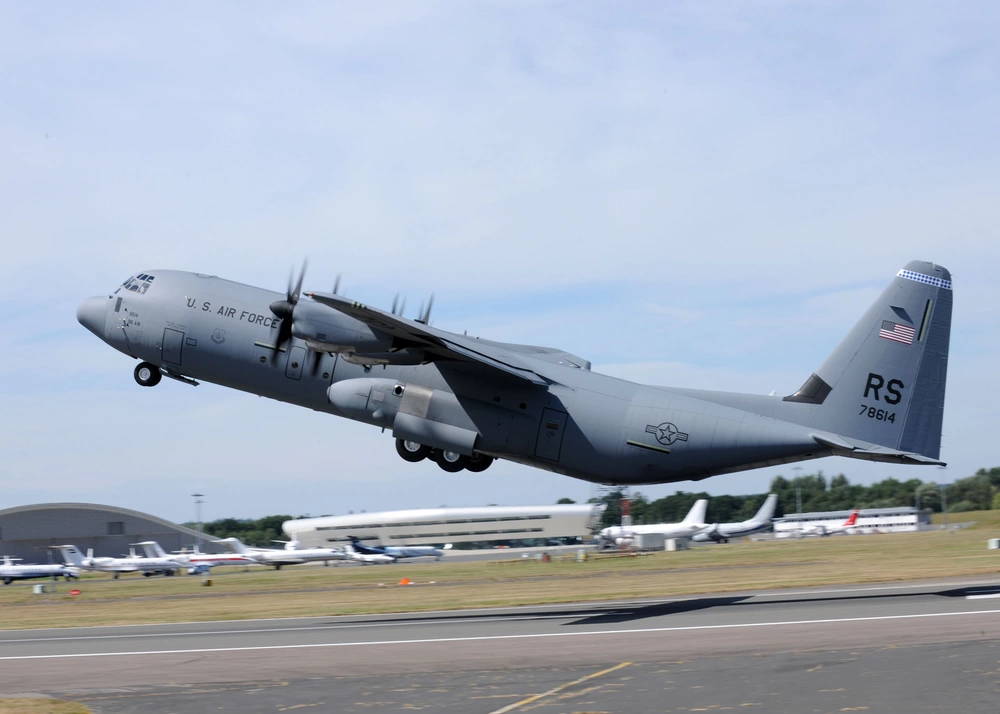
[1,577,998,713]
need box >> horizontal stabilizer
[811,433,945,466]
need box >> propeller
[268,260,308,361]
[417,294,434,324]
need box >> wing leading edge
[304,291,555,386]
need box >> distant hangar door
[162,328,185,366]
[535,408,568,461]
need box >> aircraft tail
[682,499,708,526]
[780,261,951,461]
[214,537,249,555]
[843,510,859,527]
[134,541,168,558]
[752,494,778,523]
[53,545,84,567]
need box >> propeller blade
[391,293,400,315]
[419,294,435,324]
[333,274,342,295]
[290,259,308,303]
[270,260,308,363]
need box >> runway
[1,577,998,712]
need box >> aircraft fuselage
[76,269,893,485]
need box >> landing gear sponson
[395,438,494,473]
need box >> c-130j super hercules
[78,261,951,485]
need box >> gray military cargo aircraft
[77,261,951,486]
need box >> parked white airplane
[134,541,258,573]
[692,494,779,543]
[215,538,393,570]
[53,545,180,579]
[1,556,79,585]
[346,536,446,561]
[599,499,709,546]
[787,510,860,537]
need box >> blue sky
[1,2,998,522]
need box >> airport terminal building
[773,506,930,537]
[0,503,217,562]
[284,504,603,548]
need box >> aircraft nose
[77,295,107,338]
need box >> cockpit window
[116,274,155,295]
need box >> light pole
[792,466,803,514]
[191,493,205,549]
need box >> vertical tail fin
[53,545,84,567]
[781,261,951,459]
[214,537,249,555]
[134,541,168,558]
[753,494,778,522]
[682,499,708,526]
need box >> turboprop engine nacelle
[327,378,402,427]
[327,378,480,455]
[292,301,392,355]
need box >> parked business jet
[692,494,779,543]
[1,556,79,585]
[598,499,709,546]
[134,541,258,573]
[346,536,446,561]
[53,545,180,578]
[212,537,357,569]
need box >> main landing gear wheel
[465,454,494,473]
[134,362,162,387]
[435,449,467,473]
[396,439,430,463]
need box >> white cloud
[1,2,998,519]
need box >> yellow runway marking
[486,661,632,714]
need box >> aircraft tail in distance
[682,499,708,526]
[214,537,250,555]
[752,494,778,523]
[52,545,85,567]
[133,541,168,558]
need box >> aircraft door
[535,408,568,461]
[162,328,185,366]
[285,345,306,380]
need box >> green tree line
[185,467,1000,540]
[589,466,1000,529]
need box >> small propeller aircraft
[77,261,951,486]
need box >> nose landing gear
[133,362,162,387]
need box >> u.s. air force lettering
[646,422,689,446]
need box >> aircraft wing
[305,292,555,386]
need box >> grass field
[2,510,997,630]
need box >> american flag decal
[879,320,915,344]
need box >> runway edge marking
[1,609,998,661]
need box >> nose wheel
[134,362,162,387]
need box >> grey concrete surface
[1,578,998,713]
